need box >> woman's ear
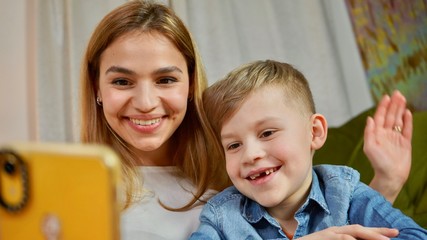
[96,90,103,106]
[310,113,328,150]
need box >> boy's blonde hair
[203,60,316,143]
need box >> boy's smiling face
[220,85,323,212]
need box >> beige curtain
[171,0,373,126]
[35,0,126,142]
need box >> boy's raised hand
[363,90,413,203]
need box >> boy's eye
[157,77,177,84]
[112,78,130,86]
[226,143,241,151]
[260,130,274,138]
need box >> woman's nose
[133,83,158,112]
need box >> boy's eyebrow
[220,132,235,141]
[220,117,282,140]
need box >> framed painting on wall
[345,0,427,111]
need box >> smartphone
[0,142,122,240]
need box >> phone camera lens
[4,161,16,174]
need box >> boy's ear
[310,113,328,150]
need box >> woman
[80,1,229,238]
[79,1,412,239]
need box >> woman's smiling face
[98,31,189,165]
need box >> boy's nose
[242,141,265,164]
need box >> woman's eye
[157,77,177,84]
[112,78,130,86]
[260,130,274,138]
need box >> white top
[121,166,215,240]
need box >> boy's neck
[272,196,305,235]
[267,174,312,235]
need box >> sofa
[313,107,427,228]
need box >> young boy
[190,60,427,239]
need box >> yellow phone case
[0,142,122,240]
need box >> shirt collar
[304,169,330,215]
[241,169,330,224]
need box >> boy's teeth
[248,167,277,180]
[249,174,260,180]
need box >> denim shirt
[190,165,427,240]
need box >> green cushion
[313,108,427,228]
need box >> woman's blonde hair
[80,0,230,210]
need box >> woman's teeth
[248,167,278,180]
[130,118,161,126]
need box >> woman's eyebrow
[105,65,135,75]
[105,65,183,75]
[153,66,183,75]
